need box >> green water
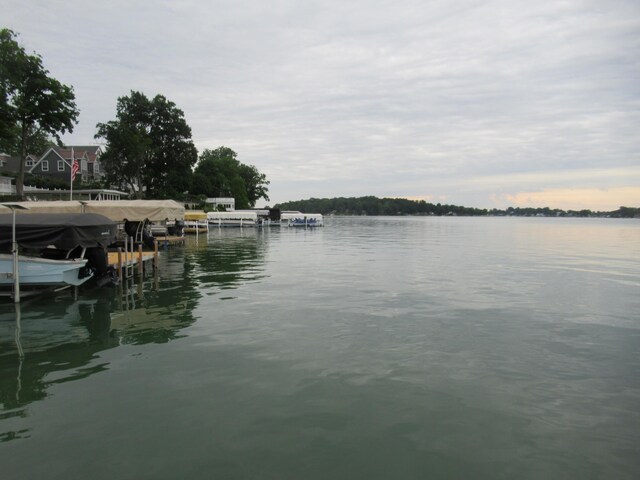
[1,217,639,479]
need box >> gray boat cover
[0,213,117,250]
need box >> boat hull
[0,254,92,287]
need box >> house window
[94,163,100,174]
[58,160,65,171]
[26,159,34,167]
[42,161,49,172]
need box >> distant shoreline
[275,197,640,219]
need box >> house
[0,153,39,175]
[206,197,236,211]
[29,145,103,183]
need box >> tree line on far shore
[276,197,640,218]
[0,29,269,205]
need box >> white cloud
[3,0,639,207]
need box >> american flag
[71,159,79,182]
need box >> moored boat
[0,254,90,286]
[0,200,186,243]
[184,211,209,234]
[0,212,118,292]
[207,211,258,227]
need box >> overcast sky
[4,0,639,209]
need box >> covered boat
[83,200,184,222]
[0,213,117,288]
[84,200,185,247]
[207,211,258,227]
[184,211,209,234]
[0,200,185,222]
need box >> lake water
[1,216,639,479]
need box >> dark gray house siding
[28,146,104,183]
[30,149,71,181]
[0,153,38,175]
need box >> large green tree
[192,146,269,209]
[95,91,197,199]
[0,29,79,198]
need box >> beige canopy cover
[84,200,184,222]
[0,200,185,222]
[0,200,84,214]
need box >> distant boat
[0,212,117,291]
[280,212,323,227]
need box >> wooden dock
[106,235,186,283]
[107,250,156,268]
[108,242,160,281]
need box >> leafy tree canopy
[191,146,269,209]
[0,28,78,198]
[95,91,198,199]
[276,196,489,216]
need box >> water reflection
[1,218,638,478]
[188,228,268,292]
[0,290,119,440]
[0,230,270,441]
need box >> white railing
[0,184,66,194]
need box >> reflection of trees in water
[111,276,197,345]
[187,229,268,290]
[0,290,118,429]
[0,233,269,440]
[0,252,202,437]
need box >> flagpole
[69,147,74,200]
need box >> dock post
[154,266,160,291]
[123,238,129,279]
[117,248,123,284]
[153,240,159,270]
[138,244,143,276]
[129,237,134,278]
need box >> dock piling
[153,240,159,270]
[137,244,143,276]
[117,248,123,284]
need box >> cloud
[3,0,639,208]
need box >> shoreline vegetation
[276,197,640,218]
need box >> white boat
[0,254,90,286]
[280,212,323,227]
[207,211,258,227]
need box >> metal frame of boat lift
[1,203,29,303]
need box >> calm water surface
[1,217,639,479]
